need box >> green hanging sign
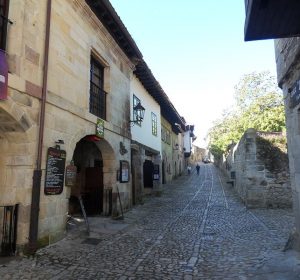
[96,118,104,138]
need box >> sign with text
[289,80,300,108]
[0,50,8,100]
[120,160,129,183]
[65,164,77,186]
[45,147,66,195]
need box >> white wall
[131,76,161,154]
[184,131,191,153]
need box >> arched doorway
[70,138,103,216]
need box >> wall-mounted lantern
[55,139,64,149]
[129,102,145,126]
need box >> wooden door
[84,167,103,215]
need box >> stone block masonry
[222,128,292,209]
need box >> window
[166,130,171,144]
[161,127,166,142]
[151,112,157,136]
[0,0,9,51]
[133,95,142,126]
[90,56,107,119]
[161,126,170,144]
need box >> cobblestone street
[1,164,300,279]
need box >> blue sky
[110,0,277,147]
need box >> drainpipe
[28,0,52,253]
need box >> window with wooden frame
[90,56,107,120]
[151,112,157,136]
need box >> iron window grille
[0,0,9,51]
[90,57,107,120]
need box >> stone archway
[68,134,116,216]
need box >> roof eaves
[134,60,185,128]
[86,0,143,61]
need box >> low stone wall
[221,129,292,208]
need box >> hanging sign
[0,50,8,100]
[45,147,66,195]
[96,118,104,138]
[65,164,77,186]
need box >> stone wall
[222,129,292,209]
[275,37,300,250]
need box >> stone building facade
[161,117,173,184]
[191,145,206,164]
[0,0,193,254]
[0,0,143,252]
[222,129,292,208]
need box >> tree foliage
[208,71,285,159]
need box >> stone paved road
[1,164,300,279]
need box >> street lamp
[129,102,145,126]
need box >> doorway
[70,139,104,216]
[162,160,166,184]
[143,160,154,188]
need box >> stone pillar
[153,154,162,196]
[131,147,143,204]
[275,38,300,250]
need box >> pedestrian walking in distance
[196,163,200,175]
[187,165,191,175]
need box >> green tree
[208,71,285,159]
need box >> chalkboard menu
[44,147,66,195]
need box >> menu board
[65,164,77,186]
[44,147,66,195]
[120,160,129,183]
